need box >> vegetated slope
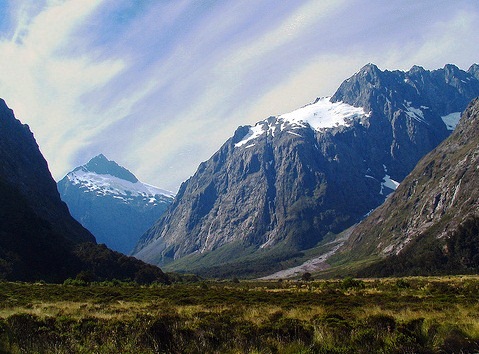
[133,63,479,278]
[343,97,479,276]
[0,99,168,283]
[58,154,174,254]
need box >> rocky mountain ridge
[133,63,479,277]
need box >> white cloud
[0,0,134,178]
[219,0,346,75]
[397,10,478,70]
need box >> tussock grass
[1,276,479,353]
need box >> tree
[301,272,312,281]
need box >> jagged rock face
[331,63,478,179]
[133,64,479,276]
[345,98,479,261]
[0,99,168,283]
[58,155,174,254]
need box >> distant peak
[351,63,383,82]
[443,63,461,75]
[79,154,139,183]
[409,65,426,72]
[360,63,380,73]
[86,153,111,166]
[444,63,460,70]
[92,153,108,161]
[468,64,479,80]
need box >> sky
[0,0,477,192]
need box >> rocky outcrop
[58,154,174,254]
[133,64,479,277]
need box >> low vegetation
[1,276,479,353]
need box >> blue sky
[0,0,477,191]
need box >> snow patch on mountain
[441,112,461,130]
[279,96,369,130]
[235,97,369,148]
[234,124,265,147]
[67,169,175,202]
[404,101,428,124]
[380,165,400,195]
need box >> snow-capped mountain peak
[78,153,138,183]
[67,170,174,200]
[66,154,174,201]
[234,97,369,148]
[278,96,369,130]
[58,154,175,254]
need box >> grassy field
[1,276,479,353]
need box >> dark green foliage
[440,327,479,353]
[301,272,313,281]
[166,240,308,279]
[395,278,411,289]
[72,243,170,284]
[341,277,365,290]
[445,216,479,269]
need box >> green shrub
[395,278,410,289]
[341,277,365,290]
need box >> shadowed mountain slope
[0,99,168,283]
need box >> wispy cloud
[0,0,477,191]
[0,0,126,176]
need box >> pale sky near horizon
[0,0,477,192]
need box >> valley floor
[1,276,479,353]
[260,233,350,280]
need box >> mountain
[0,98,168,283]
[339,97,479,276]
[132,63,479,278]
[469,64,479,80]
[58,154,174,254]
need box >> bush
[395,278,410,289]
[63,278,88,286]
[301,272,313,281]
[341,277,365,290]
